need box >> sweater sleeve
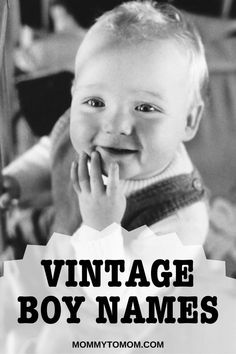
[3,136,52,207]
[149,201,209,245]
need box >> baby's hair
[89,0,209,107]
[50,0,129,28]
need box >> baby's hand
[0,175,20,209]
[71,151,126,231]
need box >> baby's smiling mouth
[100,146,138,155]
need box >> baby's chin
[100,159,116,177]
[100,158,125,180]
[100,158,142,181]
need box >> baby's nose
[102,111,133,135]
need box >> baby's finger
[107,162,119,196]
[70,161,81,193]
[90,151,105,195]
[78,152,90,192]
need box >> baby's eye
[84,98,105,108]
[135,103,160,113]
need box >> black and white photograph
[0,1,236,353]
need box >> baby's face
[70,38,196,179]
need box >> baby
[67,0,209,243]
[1,1,209,246]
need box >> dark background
[19,0,236,29]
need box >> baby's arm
[0,136,52,209]
[148,202,209,246]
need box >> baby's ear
[183,102,204,142]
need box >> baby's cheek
[70,122,86,151]
[70,117,97,153]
